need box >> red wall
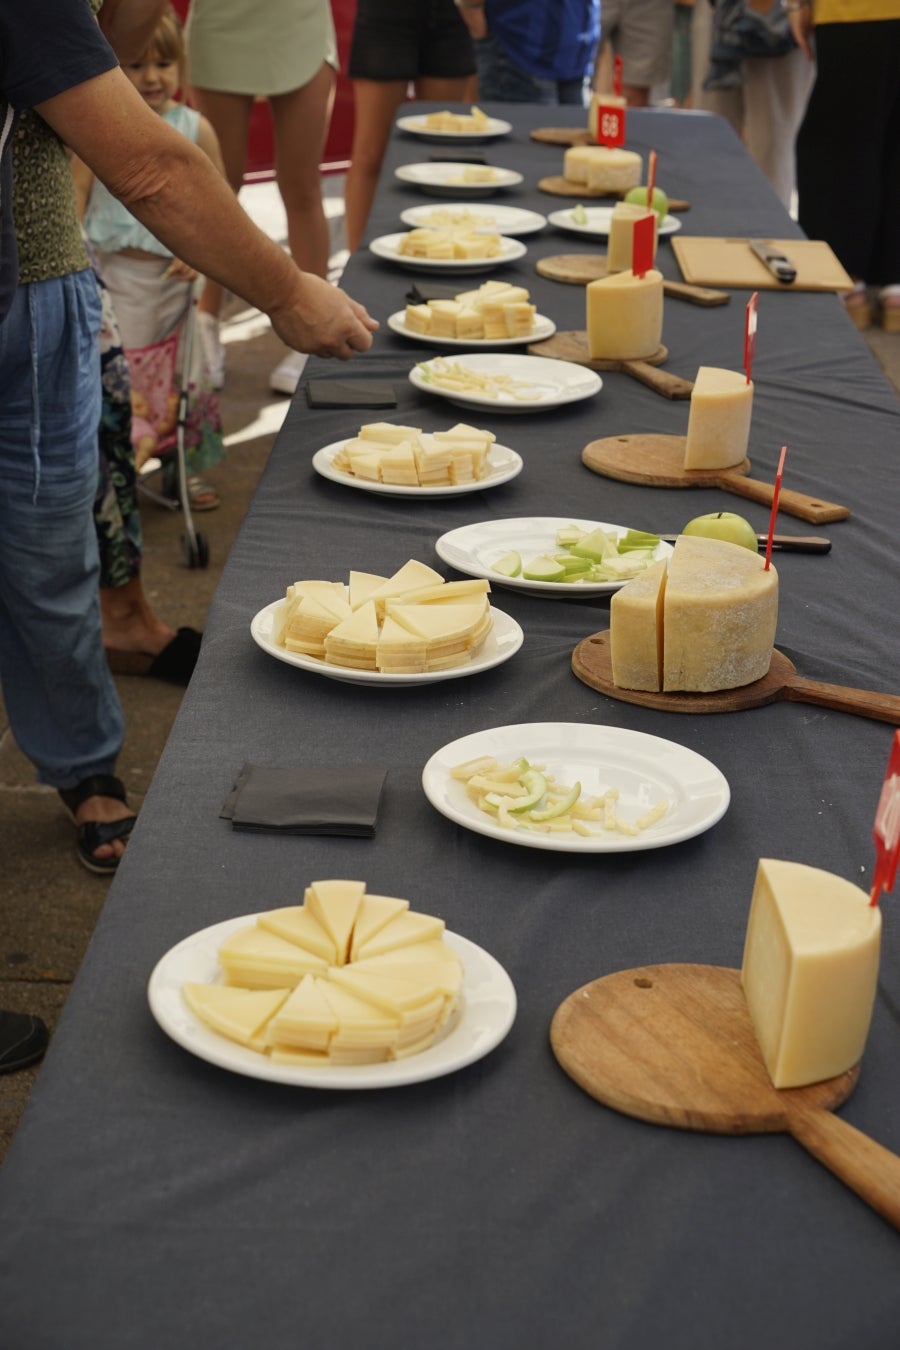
[170,0,357,178]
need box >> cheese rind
[741,859,881,1088]
[662,535,777,691]
[684,367,754,470]
[586,268,663,361]
[563,145,641,191]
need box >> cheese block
[606,201,658,274]
[610,535,777,692]
[683,367,754,471]
[662,535,777,691]
[563,145,641,191]
[609,559,667,691]
[586,268,663,361]
[741,859,881,1088]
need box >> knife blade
[659,533,831,553]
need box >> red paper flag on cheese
[744,291,758,385]
[871,730,900,906]
[632,213,655,279]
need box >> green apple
[624,185,669,222]
[682,511,759,552]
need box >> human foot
[58,775,137,875]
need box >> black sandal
[58,774,137,876]
[0,1010,49,1074]
[106,626,202,685]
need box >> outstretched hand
[270,273,379,360]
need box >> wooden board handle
[783,677,900,725]
[785,1097,900,1230]
[619,360,694,401]
[662,280,731,307]
[718,474,850,525]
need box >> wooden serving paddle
[528,333,693,400]
[550,964,900,1230]
[531,127,592,147]
[582,433,850,524]
[537,175,690,212]
[571,631,900,725]
[536,254,730,307]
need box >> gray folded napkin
[305,379,398,409]
[221,764,387,836]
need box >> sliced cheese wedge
[218,926,329,987]
[257,906,337,964]
[356,909,445,960]
[268,973,338,1050]
[349,893,410,961]
[183,983,291,1048]
[306,879,366,965]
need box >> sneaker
[269,350,308,396]
[197,311,226,389]
[0,1010,49,1074]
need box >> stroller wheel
[182,531,210,569]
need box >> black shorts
[348,0,476,82]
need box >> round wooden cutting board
[571,630,900,724]
[537,175,690,211]
[527,333,693,400]
[581,433,850,524]
[550,963,900,1229]
[536,254,729,306]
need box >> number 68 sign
[589,94,626,147]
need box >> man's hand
[269,273,379,360]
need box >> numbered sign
[592,99,626,147]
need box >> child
[72,4,227,511]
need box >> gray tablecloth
[2,106,900,1350]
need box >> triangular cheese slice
[218,926,329,986]
[257,906,337,963]
[183,983,290,1048]
[268,973,338,1049]
[349,893,410,960]
[306,879,366,965]
[348,571,387,610]
[365,561,445,616]
[356,910,445,959]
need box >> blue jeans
[0,269,125,788]
[475,33,587,104]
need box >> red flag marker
[646,150,658,211]
[763,445,786,571]
[744,291,758,385]
[871,732,900,906]
[614,55,623,97]
[632,213,655,279]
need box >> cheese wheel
[563,145,641,191]
[586,268,663,361]
[684,367,754,470]
[610,535,778,693]
[741,859,881,1088]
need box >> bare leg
[188,88,254,318]
[100,575,175,657]
[269,62,336,279]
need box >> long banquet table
[2,105,900,1350]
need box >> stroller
[135,284,210,570]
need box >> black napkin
[221,764,387,837]
[405,281,461,304]
[428,150,488,164]
[306,379,398,409]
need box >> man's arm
[37,66,376,359]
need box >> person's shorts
[600,0,675,90]
[348,0,476,82]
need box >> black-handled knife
[659,533,831,553]
[749,238,797,285]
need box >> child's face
[123,49,180,111]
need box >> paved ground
[2,180,898,1163]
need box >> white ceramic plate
[148,917,517,1090]
[422,722,730,854]
[312,437,523,498]
[370,232,526,273]
[395,162,524,197]
[409,353,602,413]
[396,113,512,142]
[547,206,682,239]
[400,203,546,237]
[435,517,673,596]
[387,310,556,350]
[250,599,524,686]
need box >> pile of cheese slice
[331,419,495,487]
[404,280,537,341]
[276,559,494,674]
[417,106,492,133]
[183,880,463,1066]
[397,226,503,261]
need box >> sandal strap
[77,816,136,852]
[58,773,129,817]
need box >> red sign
[744,291,758,384]
[871,731,900,906]
[632,213,655,278]
[594,102,626,147]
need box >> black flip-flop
[58,774,137,876]
[106,626,202,685]
[0,1011,49,1074]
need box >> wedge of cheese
[684,367,754,470]
[218,926,329,988]
[586,268,663,361]
[306,879,365,965]
[606,201,658,274]
[183,984,291,1049]
[258,906,337,963]
[349,893,410,961]
[268,973,338,1050]
[741,859,881,1088]
[610,535,777,692]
